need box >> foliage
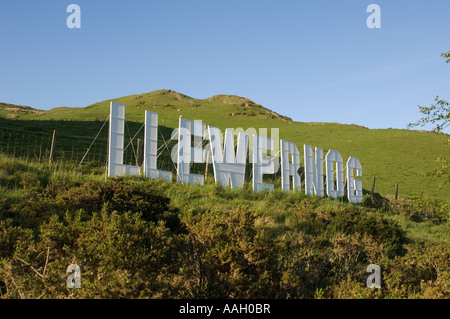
[0,209,175,299]
[408,51,450,190]
[1,176,178,234]
[408,96,450,133]
[0,155,449,299]
[174,207,281,298]
[382,243,450,299]
[425,156,450,189]
[408,51,449,133]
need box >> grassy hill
[1,89,449,200]
[0,91,449,299]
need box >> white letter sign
[209,127,248,189]
[108,102,141,177]
[347,156,363,203]
[304,145,324,197]
[325,150,344,198]
[143,111,172,182]
[280,140,301,192]
[106,104,366,204]
[252,135,275,192]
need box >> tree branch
[15,256,44,279]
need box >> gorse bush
[0,209,175,299]
[175,206,283,298]
[0,155,448,299]
[389,195,449,224]
[1,177,179,233]
[285,203,407,258]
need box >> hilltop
[0,89,449,200]
[0,89,292,124]
[0,102,45,119]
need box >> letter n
[304,145,324,197]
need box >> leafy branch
[408,51,450,189]
[441,51,450,63]
[408,96,450,133]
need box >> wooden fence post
[49,130,56,165]
[136,138,142,167]
[205,150,210,179]
[371,176,376,199]
[395,183,399,200]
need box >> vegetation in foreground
[0,155,448,299]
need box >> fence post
[205,150,210,179]
[343,177,347,201]
[136,138,142,167]
[49,130,56,165]
[371,176,376,199]
[395,183,398,200]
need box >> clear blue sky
[1,0,449,132]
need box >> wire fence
[0,119,202,177]
[0,126,108,166]
[0,118,367,192]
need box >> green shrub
[286,201,407,258]
[389,195,450,223]
[6,177,180,233]
[0,208,176,299]
[175,206,281,298]
[382,243,450,299]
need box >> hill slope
[0,89,449,200]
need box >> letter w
[209,127,249,188]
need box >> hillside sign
[108,102,363,203]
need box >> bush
[0,209,176,299]
[389,195,450,223]
[6,177,180,233]
[286,201,407,258]
[175,206,281,298]
[382,243,450,299]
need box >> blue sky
[1,0,449,132]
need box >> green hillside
[1,89,448,200]
[0,92,449,299]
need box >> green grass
[387,214,450,245]
[1,89,448,200]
